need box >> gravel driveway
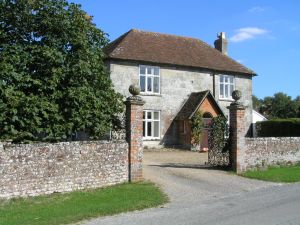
[81,149,286,225]
[143,150,275,206]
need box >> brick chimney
[214,32,228,55]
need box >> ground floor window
[143,110,160,139]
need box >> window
[143,110,160,139]
[139,65,160,94]
[219,75,235,99]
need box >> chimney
[214,32,228,55]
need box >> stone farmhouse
[104,29,256,149]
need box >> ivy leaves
[209,116,229,153]
[191,111,204,145]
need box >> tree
[0,0,124,142]
[252,95,262,111]
[259,96,273,118]
[260,92,297,119]
[295,96,300,117]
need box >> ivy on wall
[207,115,230,166]
[191,111,204,145]
[209,116,229,153]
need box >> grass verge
[242,163,300,183]
[0,182,168,225]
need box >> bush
[0,0,124,142]
[209,115,229,153]
[191,111,204,145]
[256,118,300,137]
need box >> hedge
[256,118,300,137]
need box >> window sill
[143,138,161,141]
[140,93,162,97]
[218,98,235,102]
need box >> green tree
[252,95,262,111]
[294,96,300,117]
[0,0,124,142]
[260,92,297,119]
[260,96,273,118]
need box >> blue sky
[72,0,300,99]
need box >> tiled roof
[104,29,256,76]
[176,90,225,120]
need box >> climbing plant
[209,115,229,152]
[191,111,204,145]
[208,115,230,166]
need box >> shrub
[0,0,124,142]
[209,115,229,153]
[191,111,204,145]
[256,118,300,137]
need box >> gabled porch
[175,90,225,151]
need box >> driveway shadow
[148,163,231,171]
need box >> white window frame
[143,110,160,140]
[219,75,235,100]
[139,65,160,94]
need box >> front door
[200,115,212,152]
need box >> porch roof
[176,90,225,120]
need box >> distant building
[252,110,267,137]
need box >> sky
[71,0,300,99]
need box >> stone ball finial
[129,84,141,96]
[232,90,242,102]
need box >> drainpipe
[212,73,216,97]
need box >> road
[82,150,300,225]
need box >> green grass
[0,182,168,225]
[242,163,300,183]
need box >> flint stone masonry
[0,141,128,199]
[243,137,300,170]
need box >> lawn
[242,163,300,183]
[0,182,168,225]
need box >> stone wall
[244,137,300,170]
[0,141,128,198]
[109,60,214,147]
[108,60,253,148]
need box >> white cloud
[248,6,265,13]
[230,27,268,42]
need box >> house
[104,29,256,149]
[252,110,267,137]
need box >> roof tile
[105,29,256,75]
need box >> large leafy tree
[269,92,297,118]
[256,92,298,119]
[295,96,300,117]
[0,0,124,142]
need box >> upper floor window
[139,65,160,94]
[219,75,234,99]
